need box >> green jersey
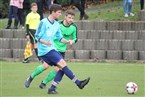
[54,21,77,52]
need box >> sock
[42,69,56,84]
[62,66,80,86]
[34,48,41,61]
[49,70,64,90]
[31,65,44,79]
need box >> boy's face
[31,5,38,13]
[65,14,74,25]
[52,10,62,19]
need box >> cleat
[77,77,90,89]
[48,89,58,94]
[22,59,30,63]
[25,76,33,88]
[39,82,46,89]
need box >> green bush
[0,0,9,18]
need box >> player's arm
[35,21,45,42]
[35,21,51,46]
[71,25,78,44]
[56,27,69,44]
[25,14,30,40]
[60,38,69,44]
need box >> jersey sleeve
[35,21,45,41]
[25,14,30,25]
[55,27,63,41]
[72,25,78,43]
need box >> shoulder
[54,20,60,26]
[71,23,77,29]
[37,13,40,17]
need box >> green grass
[0,61,144,97]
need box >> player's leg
[39,67,59,89]
[39,52,65,89]
[25,62,49,88]
[48,50,90,94]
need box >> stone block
[106,50,122,60]
[121,40,134,50]
[123,51,138,61]
[2,29,14,38]
[74,21,82,30]
[134,40,145,51]
[0,49,12,58]
[77,30,88,39]
[139,51,145,60]
[82,20,95,30]
[113,30,125,39]
[90,50,106,59]
[83,39,96,50]
[100,30,113,39]
[138,30,145,40]
[12,49,24,58]
[0,38,10,49]
[125,31,138,40]
[94,21,106,30]
[96,39,108,50]
[75,50,90,59]
[106,21,119,30]
[108,40,122,50]
[119,21,132,31]
[13,29,25,38]
[10,38,22,49]
[71,39,84,50]
[87,30,100,39]
[65,50,75,59]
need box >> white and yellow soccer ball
[126,82,138,94]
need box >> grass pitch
[0,61,144,97]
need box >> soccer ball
[126,82,138,94]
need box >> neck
[63,20,70,26]
[48,15,55,22]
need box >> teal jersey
[54,21,77,52]
[35,18,63,56]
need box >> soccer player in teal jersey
[24,4,90,94]
[39,10,78,89]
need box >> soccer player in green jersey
[39,10,78,89]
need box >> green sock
[31,65,45,79]
[42,69,56,84]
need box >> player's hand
[26,35,30,41]
[45,40,52,46]
[68,40,74,45]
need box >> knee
[57,59,67,68]
[43,62,49,70]
[54,67,59,72]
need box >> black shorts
[40,50,63,66]
[29,29,37,44]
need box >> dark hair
[65,10,75,16]
[49,4,62,14]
